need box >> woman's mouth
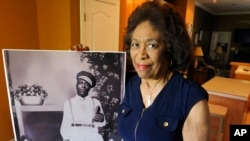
[136,64,149,70]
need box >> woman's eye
[147,42,159,49]
[131,42,139,48]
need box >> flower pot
[20,96,44,105]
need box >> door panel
[81,0,120,51]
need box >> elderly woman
[117,1,210,141]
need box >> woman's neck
[140,71,173,108]
[141,71,172,88]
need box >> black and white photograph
[2,49,126,141]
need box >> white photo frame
[2,49,126,141]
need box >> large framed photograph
[2,49,126,141]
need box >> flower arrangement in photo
[14,84,48,102]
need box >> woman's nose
[137,45,148,59]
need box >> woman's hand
[70,44,89,51]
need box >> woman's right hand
[70,44,89,51]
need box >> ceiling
[195,0,250,15]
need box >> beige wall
[0,0,39,140]
[185,0,195,26]
[119,0,146,51]
[174,0,195,24]
[0,0,39,49]
[36,0,72,50]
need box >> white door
[80,0,120,51]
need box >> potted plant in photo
[14,84,48,105]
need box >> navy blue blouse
[117,72,208,141]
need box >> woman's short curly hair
[124,1,193,71]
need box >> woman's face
[130,21,168,80]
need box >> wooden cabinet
[188,68,208,85]
[202,77,250,141]
[229,62,250,78]
[234,66,250,81]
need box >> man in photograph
[60,71,106,141]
